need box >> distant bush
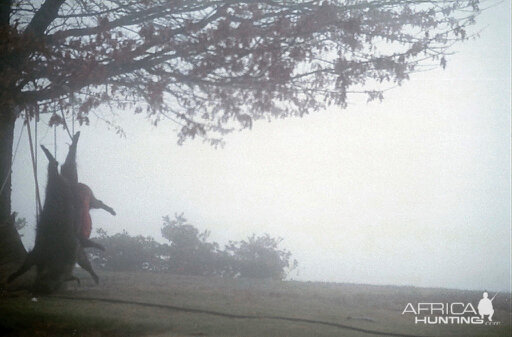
[225,234,298,280]
[89,214,297,280]
[160,214,223,276]
[12,212,27,238]
[90,229,167,272]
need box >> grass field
[1,270,510,337]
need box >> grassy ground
[1,270,510,337]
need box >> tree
[161,214,222,276]
[0,1,482,268]
[225,234,297,280]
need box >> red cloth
[78,183,93,239]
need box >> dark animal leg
[7,251,37,283]
[60,131,80,185]
[80,237,105,251]
[77,248,99,284]
[64,275,81,286]
[90,197,116,216]
[40,145,58,166]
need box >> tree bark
[0,107,15,222]
[0,106,26,284]
[0,1,11,28]
[0,0,27,288]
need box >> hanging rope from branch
[72,110,75,136]
[70,91,76,138]
[35,111,38,208]
[60,110,73,141]
[54,124,57,158]
[25,114,43,216]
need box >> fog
[12,3,510,291]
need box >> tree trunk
[0,107,26,284]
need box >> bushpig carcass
[8,134,81,295]
[59,133,115,284]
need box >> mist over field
[9,2,511,293]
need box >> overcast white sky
[12,2,511,291]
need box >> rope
[60,110,73,141]
[52,295,431,337]
[0,123,25,196]
[35,113,38,213]
[72,113,75,136]
[70,92,76,137]
[54,124,57,158]
[25,116,43,215]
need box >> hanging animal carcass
[59,132,116,284]
[8,133,81,294]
